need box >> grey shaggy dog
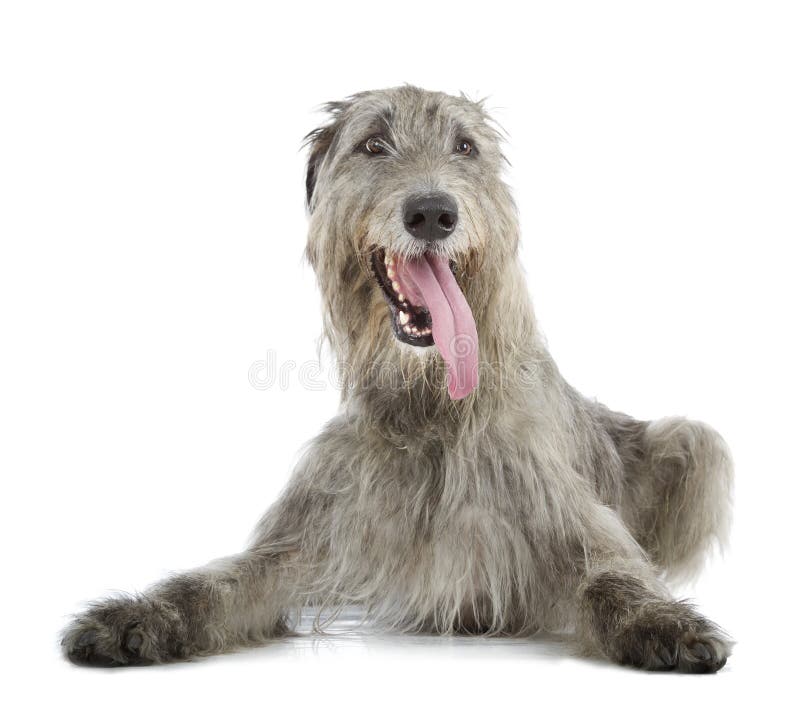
[63,86,733,673]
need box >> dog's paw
[62,596,184,667]
[611,603,732,673]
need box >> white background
[1,1,798,719]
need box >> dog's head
[304,86,519,400]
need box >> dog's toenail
[690,642,712,661]
[126,631,143,652]
[658,648,675,667]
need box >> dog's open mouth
[371,248,479,400]
[372,248,434,347]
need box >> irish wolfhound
[63,86,733,672]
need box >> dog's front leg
[62,418,351,667]
[574,509,732,672]
[62,550,297,666]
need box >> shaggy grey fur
[62,86,733,672]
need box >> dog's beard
[371,248,479,400]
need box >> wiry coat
[63,86,733,672]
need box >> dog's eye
[455,140,473,156]
[364,137,387,155]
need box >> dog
[63,86,733,672]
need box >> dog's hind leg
[62,550,296,666]
[596,407,734,579]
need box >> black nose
[403,193,458,242]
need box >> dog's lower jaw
[397,340,438,360]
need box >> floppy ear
[304,101,349,210]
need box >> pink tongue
[397,255,479,400]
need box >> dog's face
[305,86,518,399]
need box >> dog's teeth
[422,328,431,335]
[387,267,395,279]
[398,311,409,325]
[398,294,405,303]
[392,281,400,292]
[410,326,418,334]
[403,324,412,334]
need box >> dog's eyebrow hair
[361,109,394,139]
[451,120,480,138]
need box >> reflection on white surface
[232,606,576,664]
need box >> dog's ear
[304,101,349,211]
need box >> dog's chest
[353,442,540,631]
[364,497,537,633]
